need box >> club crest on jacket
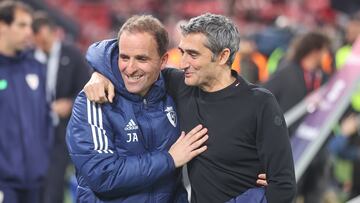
[165,106,177,127]
[25,74,39,90]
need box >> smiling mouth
[126,74,144,82]
[184,71,193,77]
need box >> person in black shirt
[83,13,296,203]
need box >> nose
[180,53,190,70]
[25,24,33,37]
[123,58,137,74]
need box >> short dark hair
[32,11,56,34]
[287,32,330,63]
[0,1,33,25]
[117,15,169,56]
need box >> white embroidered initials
[126,133,139,143]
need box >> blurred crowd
[29,0,357,50]
[2,0,360,203]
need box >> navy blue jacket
[0,51,51,188]
[66,40,187,202]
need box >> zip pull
[143,98,148,109]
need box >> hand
[169,124,208,168]
[83,72,115,103]
[52,98,73,118]
[256,173,268,187]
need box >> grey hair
[180,13,240,66]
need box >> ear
[160,52,169,70]
[218,48,231,65]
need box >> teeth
[128,75,142,80]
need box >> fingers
[83,84,93,100]
[95,82,108,103]
[185,124,208,145]
[84,83,107,103]
[257,174,268,187]
[107,83,115,103]
[83,72,112,103]
[190,134,208,151]
[258,173,266,179]
[168,126,208,168]
[187,124,203,136]
[190,145,207,158]
[84,72,101,101]
[187,128,208,160]
[187,128,208,144]
[174,131,186,145]
[256,179,268,187]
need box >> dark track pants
[0,186,41,203]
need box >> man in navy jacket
[66,15,208,202]
[0,1,52,203]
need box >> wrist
[166,151,177,169]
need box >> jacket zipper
[143,98,155,202]
[143,98,148,110]
[12,67,29,186]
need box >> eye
[189,52,198,59]
[136,56,149,62]
[17,22,28,28]
[119,54,129,61]
[138,57,147,62]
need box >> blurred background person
[263,32,333,203]
[32,12,91,203]
[328,112,360,201]
[231,35,268,84]
[165,19,186,69]
[330,12,360,201]
[335,12,360,69]
[0,1,52,203]
[264,32,332,115]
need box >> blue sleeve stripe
[86,99,113,154]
